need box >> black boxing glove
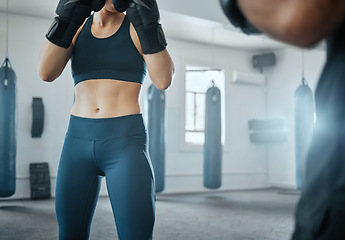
[220,0,261,34]
[126,0,167,54]
[113,0,129,12]
[46,0,106,48]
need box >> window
[185,65,226,145]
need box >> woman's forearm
[144,50,175,90]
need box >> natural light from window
[185,65,226,145]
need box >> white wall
[0,12,326,199]
[158,0,230,26]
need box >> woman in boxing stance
[38,0,174,239]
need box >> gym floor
[0,188,299,240]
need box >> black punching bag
[295,77,314,190]
[147,84,166,192]
[0,58,17,197]
[204,84,222,189]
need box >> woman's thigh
[55,136,102,240]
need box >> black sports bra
[71,15,147,86]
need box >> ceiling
[0,0,288,50]
[160,11,287,50]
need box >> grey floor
[0,188,299,240]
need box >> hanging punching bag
[294,77,314,190]
[147,84,166,193]
[204,84,222,189]
[0,58,17,197]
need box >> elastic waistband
[66,114,146,140]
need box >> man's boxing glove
[46,0,106,48]
[126,0,167,54]
[113,0,129,12]
[219,0,261,34]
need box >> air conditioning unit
[232,71,265,85]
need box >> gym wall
[0,12,74,199]
[0,11,325,199]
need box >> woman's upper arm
[38,21,84,82]
[238,0,345,47]
[38,42,73,82]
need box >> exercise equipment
[0,58,17,197]
[248,119,287,144]
[147,84,165,192]
[46,0,105,48]
[219,0,261,34]
[295,77,314,190]
[30,163,51,200]
[113,0,129,12]
[252,53,276,72]
[204,82,222,189]
[126,0,167,54]
[250,132,287,143]
[249,119,285,131]
[31,97,44,138]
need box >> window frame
[180,58,230,152]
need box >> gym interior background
[0,0,326,239]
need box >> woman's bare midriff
[71,79,141,118]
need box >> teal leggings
[55,114,155,240]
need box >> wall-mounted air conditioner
[232,71,266,86]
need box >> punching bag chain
[302,50,305,79]
[211,28,215,69]
[301,50,308,86]
[3,0,10,88]
[6,0,9,58]
[211,80,217,102]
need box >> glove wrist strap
[46,17,81,48]
[136,23,167,54]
